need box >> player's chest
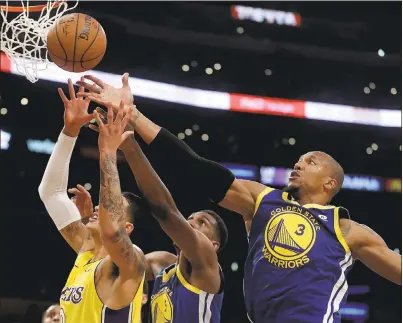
[251,203,335,255]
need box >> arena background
[0,1,401,322]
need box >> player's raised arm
[38,79,94,254]
[93,102,145,279]
[79,73,267,220]
[119,130,218,268]
[342,219,402,285]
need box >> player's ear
[125,222,134,235]
[142,294,148,305]
[212,241,220,253]
[324,178,337,191]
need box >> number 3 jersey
[244,187,353,323]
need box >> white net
[0,0,78,83]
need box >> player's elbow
[38,182,58,203]
[38,180,60,201]
[38,182,47,200]
[100,222,122,241]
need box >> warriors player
[38,80,146,323]
[71,179,227,323]
[90,102,227,323]
[78,74,402,323]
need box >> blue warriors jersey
[244,187,353,323]
[151,263,224,323]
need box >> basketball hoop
[0,0,78,83]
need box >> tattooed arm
[98,150,145,279]
[341,219,401,285]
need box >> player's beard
[283,184,300,200]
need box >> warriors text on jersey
[151,263,224,323]
[60,251,145,323]
[244,187,353,323]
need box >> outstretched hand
[68,184,94,220]
[93,100,134,153]
[59,78,93,137]
[88,106,135,152]
[76,73,134,111]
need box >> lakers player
[92,102,227,323]
[77,73,402,323]
[38,80,146,323]
[70,177,227,323]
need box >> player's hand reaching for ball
[68,184,94,221]
[76,73,134,110]
[93,100,134,153]
[88,107,135,152]
[59,78,93,137]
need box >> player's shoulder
[335,205,350,219]
[132,243,145,258]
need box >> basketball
[47,13,107,73]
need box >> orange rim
[0,0,65,13]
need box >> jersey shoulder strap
[253,186,277,216]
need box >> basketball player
[71,177,227,323]
[42,304,61,323]
[38,80,146,323]
[78,74,402,323]
[70,179,227,323]
[71,102,227,322]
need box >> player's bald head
[312,151,344,197]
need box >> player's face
[86,197,132,233]
[187,212,220,252]
[42,305,60,323]
[287,152,331,194]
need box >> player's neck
[91,233,108,260]
[92,244,109,261]
[295,192,329,206]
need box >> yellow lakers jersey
[60,251,144,323]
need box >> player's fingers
[78,77,85,98]
[122,73,129,87]
[76,81,100,94]
[88,124,100,133]
[58,88,68,103]
[107,104,114,125]
[93,111,104,129]
[79,94,106,108]
[68,79,76,100]
[121,114,130,131]
[71,197,77,205]
[121,107,132,130]
[76,91,90,97]
[83,75,105,89]
[68,188,80,195]
[96,107,108,120]
[115,101,125,124]
[77,184,90,195]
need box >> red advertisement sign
[229,94,306,118]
